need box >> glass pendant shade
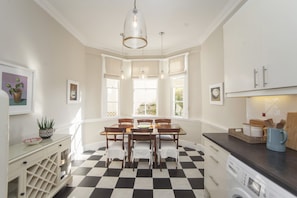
[123,2,147,49]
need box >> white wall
[0,0,86,145]
[200,26,246,133]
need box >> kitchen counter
[203,133,297,196]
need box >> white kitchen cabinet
[8,134,72,198]
[204,137,230,198]
[224,0,297,96]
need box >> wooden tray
[228,128,266,144]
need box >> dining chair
[118,118,134,126]
[104,127,127,168]
[137,119,153,126]
[157,128,180,170]
[131,128,154,171]
[155,118,171,125]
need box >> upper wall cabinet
[224,0,297,96]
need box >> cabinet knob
[59,144,62,147]
[20,192,25,196]
[23,161,27,165]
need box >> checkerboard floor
[54,146,206,198]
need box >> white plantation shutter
[168,55,186,76]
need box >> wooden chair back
[137,119,153,125]
[155,119,171,125]
[157,128,180,149]
[104,127,126,149]
[118,118,134,124]
[131,128,153,149]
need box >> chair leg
[159,156,162,171]
[106,158,109,168]
[133,159,135,171]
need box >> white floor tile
[96,176,118,188]
[67,175,85,187]
[79,160,98,167]
[152,169,170,178]
[183,169,203,178]
[134,178,153,189]
[87,167,107,177]
[119,168,137,178]
[67,187,94,198]
[153,189,175,197]
[170,178,192,190]
[111,189,134,198]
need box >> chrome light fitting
[123,0,147,49]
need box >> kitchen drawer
[204,137,229,160]
[205,171,228,198]
[47,138,71,154]
[9,151,44,177]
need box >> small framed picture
[0,62,34,115]
[67,80,79,104]
[209,82,224,105]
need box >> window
[133,79,157,116]
[172,76,184,117]
[106,78,119,117]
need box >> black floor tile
[136,169,152,177]
[168,169,186,177]
[78,176,101,187]
[87,155,102,160]
[183,147,196,151]
[199,169,204,176]
[179,162,197,169]
[90,188,113,198]
[72,167,92,175]
[53,186,74,198]
[83,150,96,155]
[103,168,122,177]
[95,161,106,167]
[133,189,153,198]
[188,178,204,189]
[115,178,135,188]
[190,156,204,161]
[174,190,196,198]
[179,151,188,156]
[153,178,172,189]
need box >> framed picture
[209,82,224,105]
[0,62,34,115]
[67,80,79,104]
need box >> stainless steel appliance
[227,155,296,198]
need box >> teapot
[266,128,288,152]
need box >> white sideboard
[8,134,72,198]
[224,0,297,96]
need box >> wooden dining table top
[100,123,186,135]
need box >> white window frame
[133,78,158,116]
[105,78,120,117]
[169,53,189,118]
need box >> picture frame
[0,62,34,115]
[209,82,224,105]
[67,80,79,104]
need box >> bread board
[285,112,297,151]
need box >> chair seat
[158,141,179,159]
[158,134,173,140]
[133,141,152,159]
[106,142,126,159]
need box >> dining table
[100,123,186,167]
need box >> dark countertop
[203,133,297,196]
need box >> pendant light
[160,32,164,79]
[123,0,148,49]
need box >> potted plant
[37,117,55,139]
[6,77,24,103]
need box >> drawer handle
[23,161,27,165]
[209,145,219,152]
[210,155,219,164]
[209,175,219,187]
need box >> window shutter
[132,60,159,78]
[168,55,186,76]
[104,57,122,79]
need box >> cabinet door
[261,0,297,89]
[224,0,266,93]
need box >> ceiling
[34,0,243,57]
